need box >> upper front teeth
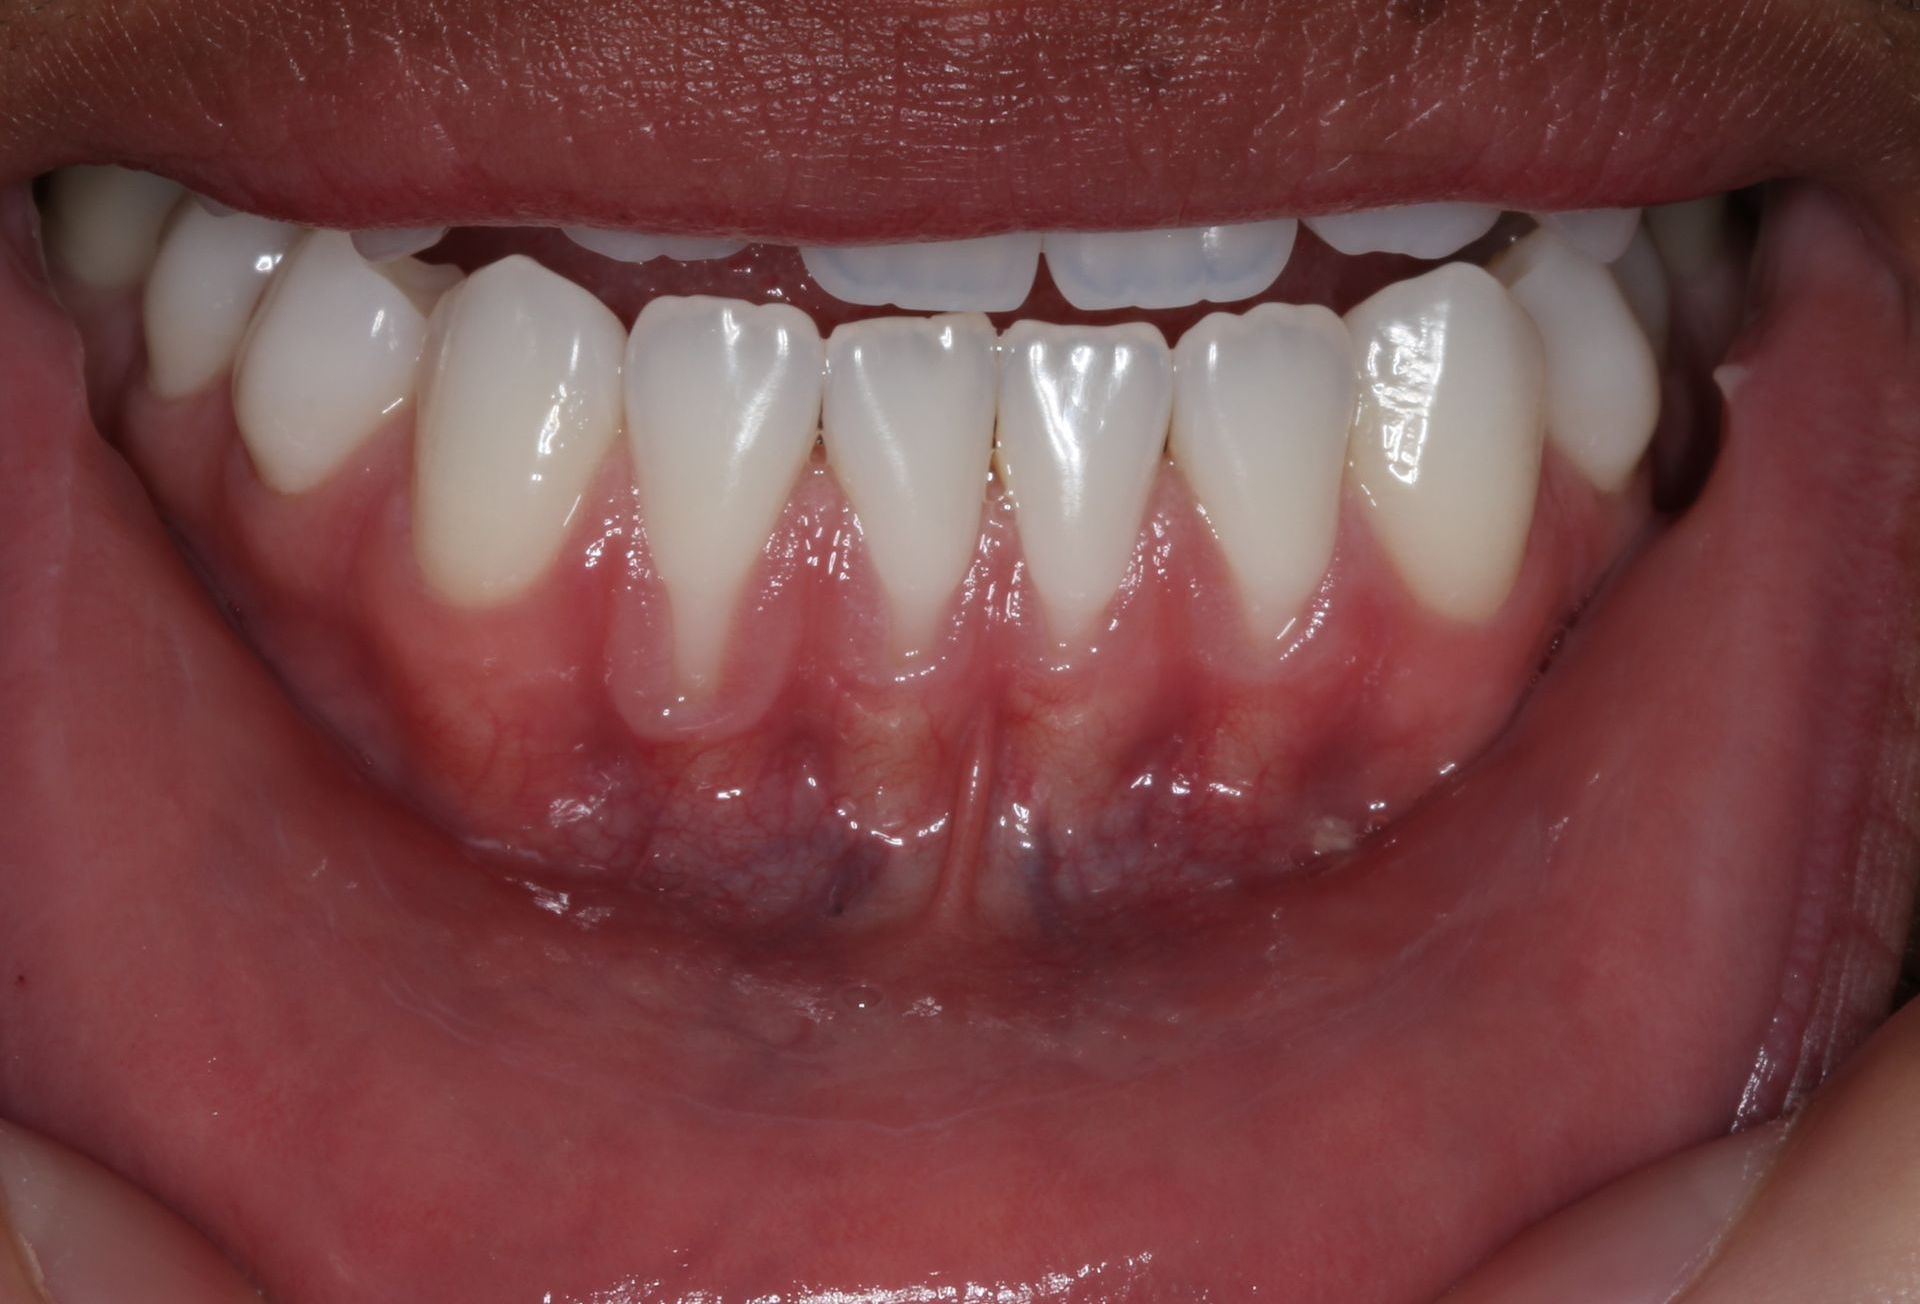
[800,233,1043,313]
[1303,202,1502,260]
[1041,221,1299,311]
[562,228,749,264]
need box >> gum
[95,303,1643,935]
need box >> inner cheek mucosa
[42,174,1723,941]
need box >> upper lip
[4,0,1919,241]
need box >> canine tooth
[1345,263,1545,622]
[1170,304,1355,641]
[823,315,995,654]
[42,167,182,289]
[1646,195,1727,278]
[350,226,448,263]
[1609,228,1671,361]
[562,228,748,264]
[626,297,824,690]
[1530,208,1640,264]
[142,205,299,398]
[801,234,1041,312]
[1042,221,1298,311]
[413,256,625,606]
[1493,231,1659,493]
[232,232,435,494]
[995,322,1172,644]
[1303,203,1500,260]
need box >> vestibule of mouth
[32,169,1747,937]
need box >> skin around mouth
[0,2,1918,1301]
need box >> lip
[3,2,1920,1301]
[4,0,1919,240]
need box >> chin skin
[0,4,1918,1302]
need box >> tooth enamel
[823,315,995,654]
[562,228,749,264]
[42,167,183,289]
[1529,208,1641,264]
[141,205,299,399]
[801,234,1041,312]
[1303,203,1501,260]
[1609,227,1671,362]
[232,231,438,494]
[625,297,825,689]
[1493,231,1660,493]
[994,322,1173,644]
[1170,304,1355,641]
[413,256,625,605]
[1042,221,1298,311]
[1345,263,1545,622]
[1646,195,1728,279]
[350,226,448,263]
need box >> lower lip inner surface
[0,181,1916,1302]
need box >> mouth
[2,1,1919,1300]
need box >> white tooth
[823,315,995,654]
[1646,195,1728,279]
[562,228,748,264]
[1345,263,1545,623]
[1304,203,1500,260]
[1493,230,1660,494]
[193,195,237,218]
[994,321,1172,644]
[1170,304,1355,642]
[1042,221,1298,311]
[232,231,438,494]
[350,226,448,263]
[1608,227,1671,362]
[142,205,299,399]
[1529,208,1640,264]
[626,297,824,690]
[41,167,183,289]
[413,256,625,606]
[801,234,1041,312]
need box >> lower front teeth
[1493,230,1660,493]
[143,204,297,399]
[625,297,825,692]
[52,166,1694,668]
[413,255,627,606]
[994,321,1174,645]
[1344,263,1547,623]
[1170,304,1355,642]
[232,231,445,495]
[822,315,997,656]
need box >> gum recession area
[0,183,1912,1302]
